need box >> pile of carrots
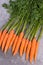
[0,0,43,63]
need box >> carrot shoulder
[30,38,36,63]
[20,38,26,56]
[26,41,31,60]
[13,32,24,55]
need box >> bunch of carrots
[0,0,43,63]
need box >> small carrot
[29,38,36,63]
[0,29,7,46]
[12,35,18,53]
[24,39,28,53]
[26,41,31,60]
[13,32,24,55]
[19,38,26,56]
[4,30,14,53]
[8,33,16,51]
[34,41,39,61]
[1,33,9,51]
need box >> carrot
[13,32,24,55]
[8,33,16,51]
[34,41,39,61]
[0,31,2,38]
[29,38,36,63]
[19,38,26,56]
[1,33,9,51]
[4,30,14,53]
[24,39,28,53]
[0,29,7,47]
[12,35,18,53]
[26,41,31,60]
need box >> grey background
[0,0,43,65]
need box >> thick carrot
[24,39,29,53]
[20,38,26,56]
[29,38,36,63]
[0,29,7,46]
[1,33,9,51]
[4,30,14,53]
[12,35,18,53]
[34,41,39,61]
[8,33,16,51]
[13,32,24,55]
[26,41,31,60]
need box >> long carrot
[0,29,7,47]
[13,32,24,55]
[24,39,28,53]
[29,38,36,63]
[1,33,9,51]
[12,35,18,53]
[19,38,26,56]
[4,30,14,53]
[26,41,31,60]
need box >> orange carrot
[1,33,9,51]
[4,30,14,53]
[24,39,28,53]
[26,41,31,60]
[34,41,39,61]
[0,29,7,46]
[13,32,24,55]
[20,38,26,56]
[30,38,36,63]
[12,35,18,53]
[0,31,2,38]
[8,33,16,50]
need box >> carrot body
[13,32,24,55]
[24,39,29,53]
[34,41,39,61]
[26,41,31,60]
[30,38,36,63]
[20,38,26,56]
[4,30,14,53]
[12,35,18,53]
[0,31,2,39]
[0,29,7,46]
[2,33,9,51]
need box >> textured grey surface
[0,0,43,65]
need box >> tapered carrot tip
[30,38,36,63]
[34,41,39,61]
[2,33,9,51]
[13,32,24,55]
[4,30,14,53]
[0,29,7,47]
[24,39,29,53]
[20,38,26,57]
[26,41,31,60]
[12,35,18,53]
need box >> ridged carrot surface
[12,35,18,53]
[2,33,9,51]
[4,30,14,53]
[0,29,7,46]
[13,32,24,55]
[30,38,36,63]
[20,38,26,56]
[26,41,31,60]
[34,41,39,61]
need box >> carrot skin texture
[30,38,36,63]
[20,38,26,56]
[34,41,39,61]
[12,35,18,53]
[26,41,31,60]
[24,39,29,53]
[2,33,9,51]
[4,30,14,53]
[0,29,7,46]
[13,32,24,55]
